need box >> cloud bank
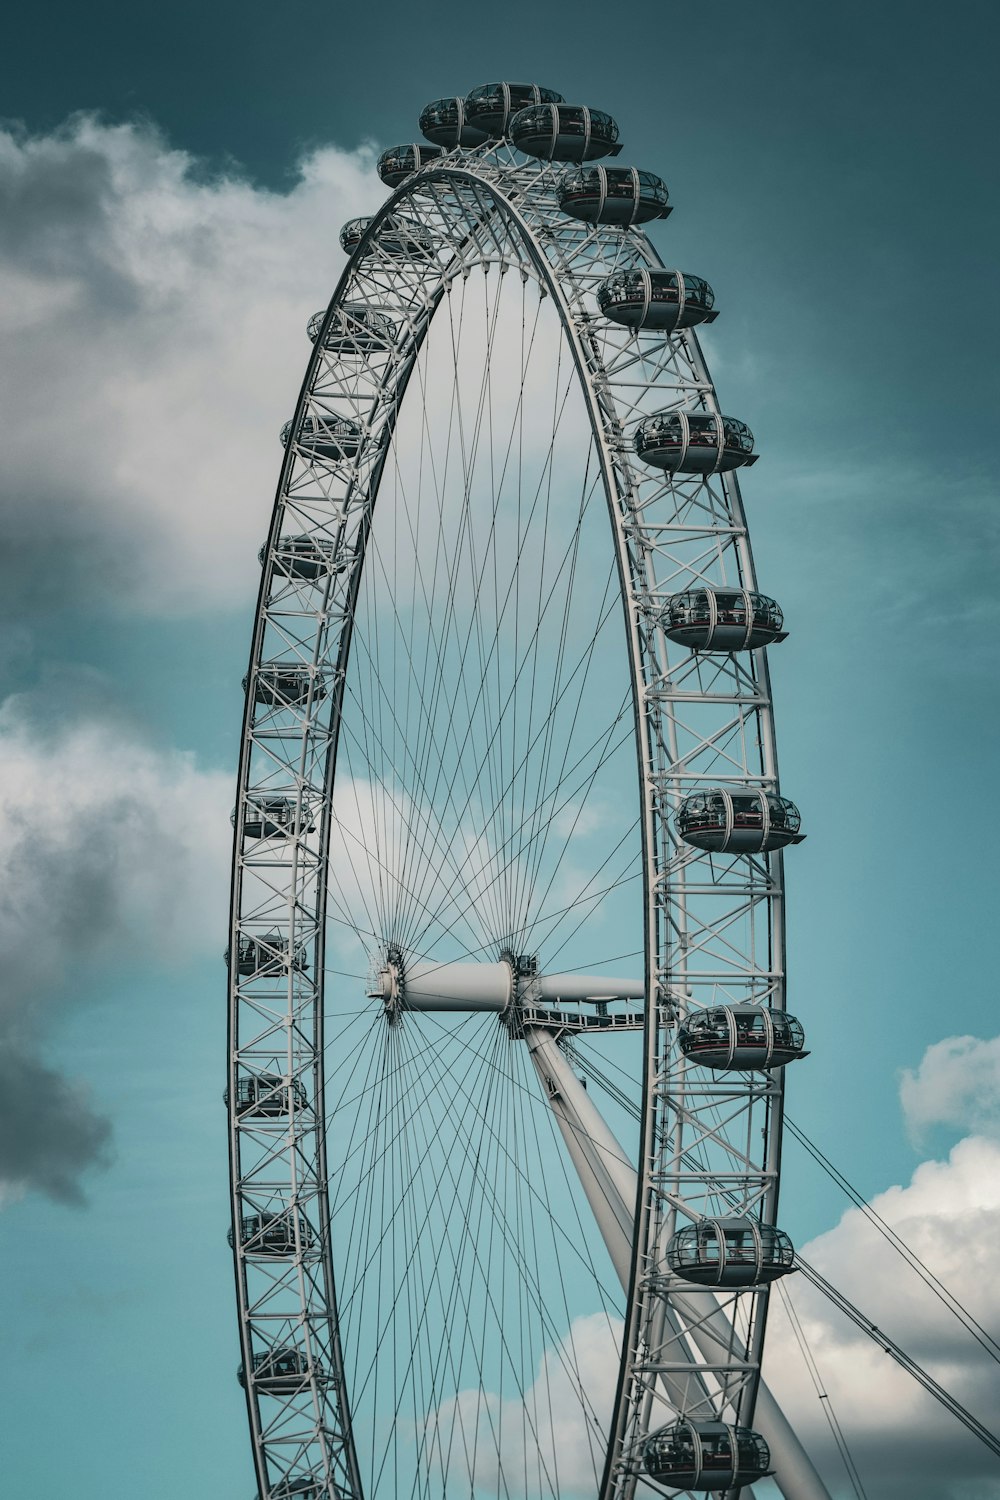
[0,113,381,618]
[0,677,231,1203]
[762,1040,1000,1499]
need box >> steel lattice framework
[228,135,813,1500]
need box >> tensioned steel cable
[369,273,619,962]
[396,272,551,932]
[330,1001,625,1499]
[394,1015,604,1495]
[776,1280,868,1500]
[793,1256,1000,1460]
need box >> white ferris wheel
[226,80,832,1500]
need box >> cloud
[0,113,382,618]
[0,1050,111,1207]
[762,1132,1000,1499]
[428,1312,622,1500]
[0,675,231,1203]
[900,1033,1000,1141]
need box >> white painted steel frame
[228,141,795,1500]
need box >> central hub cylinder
[382,959,514,1013]
[375,955,646,1018]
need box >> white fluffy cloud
[900,1033,1000,1141]
[430,1312,622,1499]
[0,114,383,617]
[0,677,231,1201]
[763,1128,1000,1496]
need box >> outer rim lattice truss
[227,142,789,1500]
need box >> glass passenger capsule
[676,788,805,853]
[228,1209,314,1257]
[678,1004,807,1070]
[238,795,315,840]
[228,1073,309,1117]
[635,411,757,473]
[238,1347,317,1392]
[661,587,786,651]
[281,415,361,461]
[464,82,564,138]
[264,534,341,582]
[643,1422,771,1489]
[306,303,396,352]
[245,664,326,708]
[509,103,620,162]
[254,1482,323,1500]
[559,166,670,226]
[666,1216,796,1287]
[596,269,717,331]
[339,213,437,259]
[419,96,489,148]
[376,142,445,187]
[228,932,308,977]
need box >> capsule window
[605,173,635,199]
[687,414,719,444]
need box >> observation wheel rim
[229,147,789,1500]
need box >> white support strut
[524,1027,831,1500]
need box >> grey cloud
[0,1047,111,1205]
[0,121,146,319]
[0,114,381,621]
[0,677,231,1204]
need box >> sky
[0,1,998,1496]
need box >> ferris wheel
[227,80,831,1500]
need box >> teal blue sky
[1,3,998,1496]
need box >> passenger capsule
[597,269,717,331]
[339,214,436,259]
[676,789,805,853]
[238,1347,317,1392]
[643,1421,771,1489]
[239,796,315,840]
[678,1004,808,1070]
[255,1483,324,1500]
[661,587,786,651]
[377,142,445,187]
[306,304,396,353]
[509,103,620,162]
[254,1480,322,1500]
[228,1209,314,1257]
[264,534,341,582]
[667,1216,796,1287]
[559,167,670,227]
[228,1073,309,1117]
[281,415,361,461]
[227,932,308,977]
[245,664,326,709]
[464,82,564,139]
[419,96,489,148]
[635,411,756,473]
